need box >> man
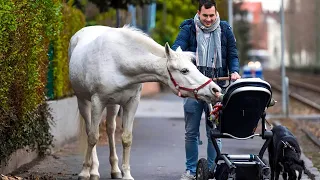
[171,0,241,179]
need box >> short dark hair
[198,0,217,11]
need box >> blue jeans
[183,98,222,175]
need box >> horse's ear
[165,42,173,59]
[176,46,182,52]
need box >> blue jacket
[172,19,240,78]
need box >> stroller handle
[211,76,233,89]
[212,76,230,81]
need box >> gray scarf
[194,13,222,71]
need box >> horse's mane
[121,25,165,57]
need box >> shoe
[180,170,195,180]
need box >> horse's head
[164,43,222,103]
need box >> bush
[0,0,61,164]
[52,3,85,99]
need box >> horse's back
[68,26,142,101]
[69,25,133,61]
[70,26,110,51]
[69,26,113,98]
[68,25,160,102]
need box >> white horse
[68,25,222,180]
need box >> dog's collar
[281,140,296,153]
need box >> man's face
[197,5,217,27]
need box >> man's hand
[230,72,241,80]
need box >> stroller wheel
[196,158,209,180]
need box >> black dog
[268,125,305,180]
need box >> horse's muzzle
[214,92,224,102]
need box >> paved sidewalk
[135,92,318,180]
[136,93,185,119]
[12,92,317,179]
[136,93,212,119]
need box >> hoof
[90,175,100,180]
[78,176,89,180]
[111,172,122,179]
[122,178,134,180]
[122,175,134,180]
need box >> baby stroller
[196,78,274,180]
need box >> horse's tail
[78,113,87,156]
[68,34,79,62]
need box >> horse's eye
[180,68,189,75]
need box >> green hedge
[52,3,85,99]
[0,0,61,163]
[0,0,85,164]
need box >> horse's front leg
[121,94,141,180]
[105,104,122,179]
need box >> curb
[1,97,80,175]
[0,148,38,175]
[273,120,320,180]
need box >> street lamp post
[228,0,233,29]
[280,0,288,117]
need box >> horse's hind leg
[78,96,104,180]
[77,97,92,179]
[121,94,141,180]
[105,104,122,179]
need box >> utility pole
[116,9,120,27]
[228,0,233,29]
[281,0,288,117]
[316,0,320,66]
[128,5,136,27]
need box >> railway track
[264,70,320,111]
[264,70,320,150]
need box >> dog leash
[281,140,297,156]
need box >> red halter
[167,68,213,100]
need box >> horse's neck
[121,27,165,57]
[119,55,169,85]
[135,38,164,58]
[116,28,169,85]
